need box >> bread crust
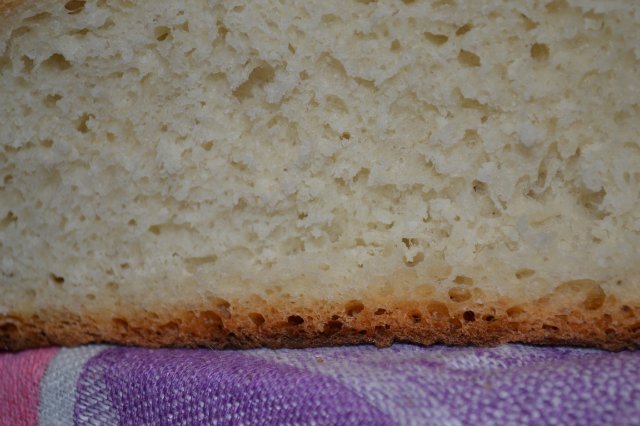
[2,297,639,352]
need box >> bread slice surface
[1,0,639,351]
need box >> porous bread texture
[0,0,639,349]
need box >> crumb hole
[584,286,606,310]
[148,225,161,235]
[515,269,535,279]
[530,43,549,61]
[374,308,386,315]
[249,312,265,326]
[201,141,214,151]
[345,300,365,316]
[458,50,481,67]
[44,94,62,108]
[483,315,495,322]
[340,132,351,140]
[128,219,137,226]
[201,310,223,327]
[449,287,471,302]
[545,0,568,13]
[21,56,34,73]
[40,139,53,148]
[423,32,448,45]
[42,53,71,71]
[506,306,525,318]
[86,293,95,300]
[427,302,449,319]
[324,320,343,334]
[0,323,18,334]
[287,315,304,326]
[75,113,93,133]
[542,324,559,331]
[64,0,85,14]
[107,282,119,291]
[390,39,402,52]
[455,23,472,36]
[463,310,476,322]
[154,26,171,41]
[408,309,422,323]
[453,275,474,285]
[472,180,487,193]
[233,64,275,100]
[112,318,128,332]
[49,273,65,285]
[404,252,424,267]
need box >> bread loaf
[1,0,639,351]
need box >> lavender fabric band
[50,344,639,425]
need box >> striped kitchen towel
[1,344,639,425]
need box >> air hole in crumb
[233,64,275,100]
[20,56,34,73]
[128,219,137,226]
[345,300,364,316]
[44,93,62,108]
[472,180,487,193]
[340,132,351,140]
[402,0,416,4]
[584,287,606,310]
[483,315,495,322]
[64,0,85,14]
[3,175,13,184]
[521,14,538,30]
[0,323,18,334]
[530,43,549,61]
[404,252,424,267]
[423,32,448,45]
[455,23,472,36]
[408,310,422,323]
[75,113,93,133]
[515,269,535,279]
[402,238,419,248]
[324,320,343,334]
[288,43,296,54]
[85,293,95,300]
[201,310,223,327]
[107,282,119,291]
[449,287,471,302]
[453,275,473,285]
[42,53,71,70]
[148,225,161,235]
[248,312,265,326]
[542,324,559,331]
[428,302,449,319]
[545,0,568,13]
[49,273,65,285]
[40,139,54,148]
[463,310,476,322]
[287,315,305,326]
[506,306,525,318]
[390,39,402,52]
[154,26,171,41]
[374,308,386,315]
[120,263,130,269]
[458,50,481,67]
[112,318,128,332]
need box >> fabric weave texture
[1,344,639,425]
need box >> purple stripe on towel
[74,346,392,425]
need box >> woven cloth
[1,344,639,425]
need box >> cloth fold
[1,344,639,425]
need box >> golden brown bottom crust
[2,295,640,352]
